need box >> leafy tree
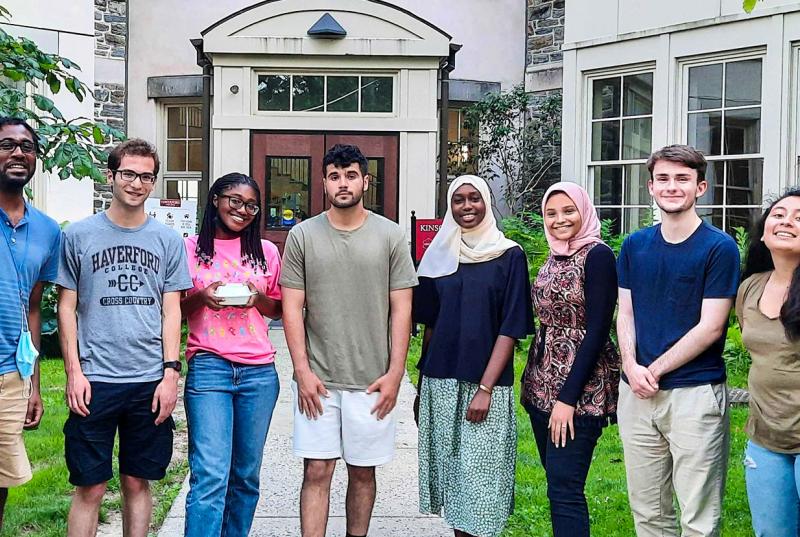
[0,5,123,188]
[463,84,561,213]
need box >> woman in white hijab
[413,175,534,537]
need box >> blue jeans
[184,353,280,537]
[527,404,603,537]
[745,440,800,537]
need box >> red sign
[414,218,443,262]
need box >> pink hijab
[542,182,603,256]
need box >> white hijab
[417,175,520,278]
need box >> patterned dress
[521,243,620,419]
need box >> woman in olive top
[737,188,800,537]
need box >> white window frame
[584,63,656,233]
[791,43,800,187]
[678,49,765,232]
[251,71,397,117]
[159,101,203,200]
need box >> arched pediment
[201,0,451,57]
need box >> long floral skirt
[418,376,517,537]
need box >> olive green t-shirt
[280,212,418,390]
[736,271,800,453]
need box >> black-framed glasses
[113,169,157,184]
[0,139,36,154]
[217,195,260,215]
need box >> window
[685,57,763,234]
[447,108,477,176]
[365,158,385,215]
[257,74,393,113]
[164,104,203,202]
[589,71,654,234]
[265,157,310,229]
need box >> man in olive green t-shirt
[280,143,417,537]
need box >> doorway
[251,132,399,252]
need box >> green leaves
[0,5,126,185]
[742,0,759,13]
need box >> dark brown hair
[107,138,160,176]
[646,144,707,183]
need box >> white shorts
[292,381,397,466]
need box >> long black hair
[743,188,800,340]
[196,172,268,273]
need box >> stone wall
[526,0,564,191]
[93,0,127,212]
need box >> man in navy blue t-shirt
[617,145,739,537]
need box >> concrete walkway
[158,329,450,536]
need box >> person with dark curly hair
[181,172,282,537]
[737,188,800,537]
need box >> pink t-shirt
[184,236,282,364]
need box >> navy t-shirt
[413,247,535,386]
[617,222,740,389]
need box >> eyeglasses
[0,139,36,154]
[113,169,157,184]
[218,195,260,215]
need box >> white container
[214,282,256,306]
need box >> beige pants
[618,381,729,537]
[0,371,32,488]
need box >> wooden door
[251,132,400,253]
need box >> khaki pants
[0,371,32,488]
[618,381,729,537]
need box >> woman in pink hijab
[520,182,620,537]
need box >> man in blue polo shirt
[0,117,61,531]
[616,145,740,537]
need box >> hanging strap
[1,217,31,331]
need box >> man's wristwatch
[163,361,182,373]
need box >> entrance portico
[195,0,452,248]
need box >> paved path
[158,329,450,536]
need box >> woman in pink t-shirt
[180,173,282,537]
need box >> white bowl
[214,283,256,306]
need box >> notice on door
[145,198,198,237]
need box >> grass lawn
[1,359,187,537]
[407,336,753,537]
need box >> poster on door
[145,198,198,237]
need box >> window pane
[727,207,760,235]
[166,180,199,203]
[622,117,652,159]
[726,159,763,205]
[624,207,652,233]
[448,109,459,144]
[166,140,186,172]
[266,157,310,228]
[597,207,622,235]
[591,121,620,161]
[592,77,621,119]
[326,76,359,112]
[688,64,723,111]
[698,160,724,205]
[724,108,760,155]
[593,165,622,206]
[292,76,324,112]
[725,59,762,107]
[167,107,185,138]
[187,140,202,172]
[187,105,203,139]
[623,73,653,116]
[687,111,722,155]
[361,77,393,113]
[257,75,290,111]
[364,158,384,215]
[624,164,650,205]
[697,207,724,230]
